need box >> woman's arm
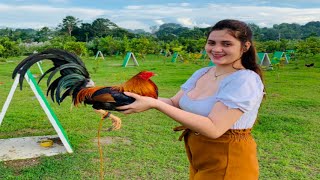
[117,92,243,139]
[158,90,184,108]
[94,90,183,117]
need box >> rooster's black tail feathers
[12,48,90,104]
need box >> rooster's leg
[103,111,122,131]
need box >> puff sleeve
[216,71,264,113]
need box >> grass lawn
[0,54,319,179]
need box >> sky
[0,0,320,32]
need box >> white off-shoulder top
[179,67,264,129]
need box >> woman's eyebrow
[221,40,232,43]
[207,40,232,44]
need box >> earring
[243,46,248,52]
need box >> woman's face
[205,29,243,66]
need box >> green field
[0,55,319,179]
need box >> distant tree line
[1,16,319,43]
[248,21,320,41]
[0,15,319,63]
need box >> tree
[248,23,262,41]
[97,35,121,55]
[296,36,320,57]
[59,16,81,36]
[273,23,302,40]
[129,37,159,60]
[150,25,159,34]
[178,27,206,40]
[35,27,52,42]
[155,23,183,41]
[295,37,320,65]
[0,37,21,58]
[110,28,135,39]
[48,35,77,49]
[74,23,94,42]
[179,37,206,53]
[260,27,279,41]
[0,28,13,38]
[259,40,281,53]
[302,21,320,38]
[92,18,118,38]
[64,41,88,56]
[158,23,183,31]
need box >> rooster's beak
[86,79,95,87]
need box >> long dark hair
[208,19,264,82]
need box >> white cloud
[1,2,320,32]
[177,18,194,26]
[125,5,142,10]
[0,3,107,29]
[258,12,270,16]
[48,0,70,3]
[154,19,165,25]
[196,22,211,28]
[180,3,190,7]
[202,4,320,27]
[0,4,10,10]
[116,20,150,31]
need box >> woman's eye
[223,43,231,47]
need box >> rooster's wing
[80,87,135,110]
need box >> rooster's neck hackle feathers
[112,71,158,99]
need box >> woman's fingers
[116,105,130,111]
[124,92,140,98]
[120,109,134,114]
[116,92,141,111]
[117,92,155,114]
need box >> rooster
[305,63,314,67]
[12,48,158,130]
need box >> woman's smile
[212,54,225,59]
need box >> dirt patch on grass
[93,137,132,145]
[270,93,281,97]
[0,128,48,138]
[4,158,40,168]
[80,136,132,153]
[3,158,40,174]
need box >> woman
[98,19,264,179]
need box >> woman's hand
[116,92,157,114]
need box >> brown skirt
[180,128,259,180]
